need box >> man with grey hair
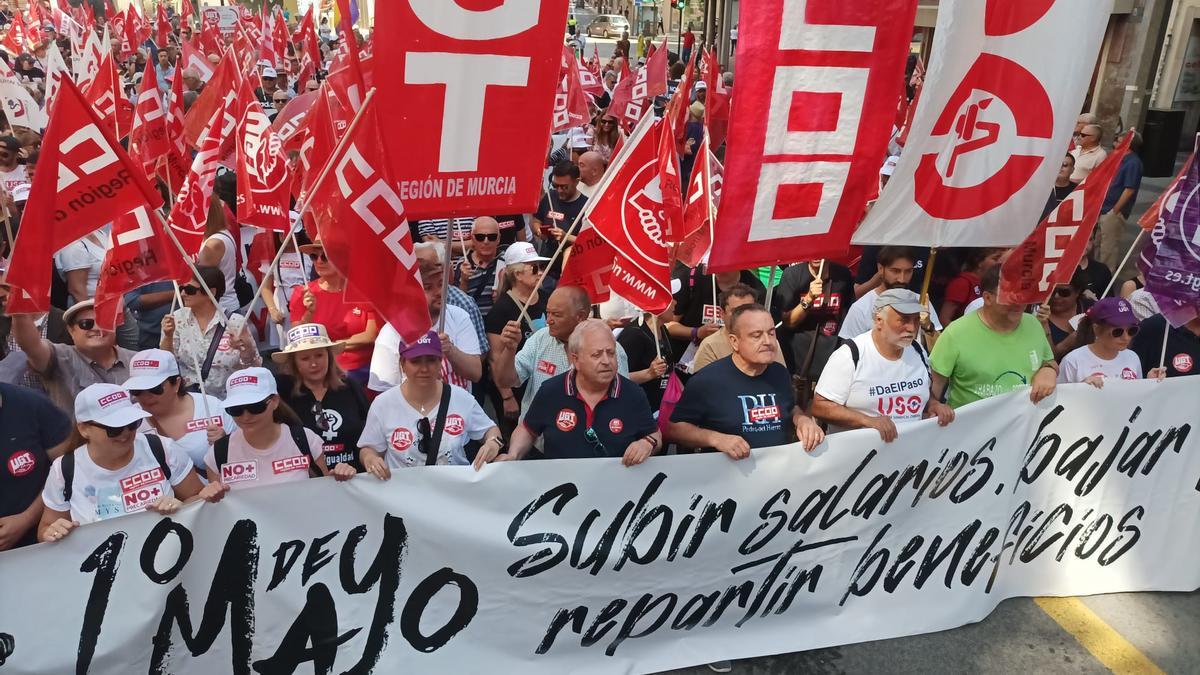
[494,285,629,421]
[813,289,954,440]
[1070,122,1107,182]
[181,68,203,94]
[500,319,659,464]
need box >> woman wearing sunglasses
[1059,297,1166,387]
[591,112,623,162]
[161,266,261,398]
[272,324,370,473]
[201,368,354,499]
[290,239,379,385]
[359,331,503,478]
[1036,271,1089,361]
[125,349,234,474]
[38,384,209,543]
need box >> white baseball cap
[222,367,278,408]
[11,182,29,202]
[880,155,900,177]
[503,241,551,267]
[75,384,152,427]
[123,349,180,391]
[262,67,278,79]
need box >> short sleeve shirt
[815,334,931,433]
[929,312,1054,408]
[139,392,235,472]
[1058,346,1143,383]
[358,384,495,467]
[170,309,260,399]
[671,357,795,451]
[276,374,371,471]
[204,426,323,491]
[40,343,136,418]
[42,435,194,524]
[523,372,657,460]
[369,306,482,392]
[0,384,69,546]
[512,328,630,420]
[288,281,376,371]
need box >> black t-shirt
[670,357,795,451]
[1043,182,1078,220]
[1077,258,1112,299]
[485,291,548,351]
[1131,315,1200,378]
[778,262,854,377]
[275,374,371,471]
[616,321,676,410]
[492,214,526,252]
[671,268,766,356]
[0,383,70,548]
[534,191,588,277]
[853,245,933,294]
[524,372,657,460]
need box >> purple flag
[1142,135,1200,326]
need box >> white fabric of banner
[0,380,1197,674]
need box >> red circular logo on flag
[556,409,577,432]
[1174,354,1194,373]
[390,428,414,451]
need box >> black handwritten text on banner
[0,380,1196,673]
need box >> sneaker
[707,661,732,673]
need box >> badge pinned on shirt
[537,360,558,376]
[1174,354,1194,373]
[608,418,623,433]
[556,409,577,431]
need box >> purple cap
[1087,297,1138,327]
[399,330,443,360]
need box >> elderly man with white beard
[813,289,955,441]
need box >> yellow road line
[1034,597,1165,675]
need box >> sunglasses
[89,421,140,438]
[312,401,330,432]
[417,417,433,458]
[73,318,97,330]
[473,233,499,242]
[227,398,271,417]
[1053,287,1076,298]
[1074,132,1097,138]
[309,252,328,262]
[1109,326,1140,338]
[180,285,202,296]
[585,427,607,457]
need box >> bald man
[577,151,608,197]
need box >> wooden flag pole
[763,264,779,312]
[918,249,938,309]
[1100,230,1145,299]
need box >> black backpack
[212,424,321,479]
[62,434,170,502]
[843,338,928,371]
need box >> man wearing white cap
[813,289,954,440]
[39,384,206,542]
[256,66,280,116]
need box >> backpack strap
[62,452,75,503]
[912,341,929,370]
[425,384,454,467]
[143,433,172,481]
[845,338,860,369]
[287,424,322,478]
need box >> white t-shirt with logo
[368,305,482,392]
[814,333,931,433]
[1058,346,1143,384]
[838,288,942,339]
[203,426,323,491]
[41,435,194,524]
[358,383,494,468]
[139,393,236,473]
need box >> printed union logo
[1174,353,1194,373]
[97,391,127,408]
[287,324,322,341]
[229,375,259,387]
[7,450,35,476]
[749,405,780,423]
[608,418,624,434]
[556,409,577,432]
[131,359,160,369]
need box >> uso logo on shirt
[7,450,36,477]
[445,414,465,436]
[556,409,577,431]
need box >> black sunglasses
[89,421,140,438]
[309,252,328,262]
[130,376,179,397]
[585,427,606,457]
[180,285,202,296]
[1053,287,1076,298]
[73,318,97,330]
[227,398,271,417]
[473,233,499,242]
[1110,326,1140,338]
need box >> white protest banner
[0,380,1197,673]
[854,0,1113,247]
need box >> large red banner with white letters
[373,1,569,219]
[709,0,918,271]
[854,0,1113,248]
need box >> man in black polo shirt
[503,319,660,466]
[669,304,824,457]
[0,382,71,550]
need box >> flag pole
[650,313,662,358]
[438,233,452,333]
[517,206,585,319]
[1158,321,1171,373]
[1100,230,1145,299]
[171,279,214,420]
[918,248,938,308]
[152,208,229,326]
[763,264,778,312]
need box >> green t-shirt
[929,311,1054,408]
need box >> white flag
[0,59,47,130]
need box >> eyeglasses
[311,401,330,432]
[180,285,202,296]
[1053,287,1076,298]
[600,119,616,125]
[89,421,139,438]
[1074,132,1097,138]
[309,252,328,262]
[1110,326,1140,338]
[585,427,607,457]
[227,398,271,417]
[473,233,499,242]
[73,318,97,330]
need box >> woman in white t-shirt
[201,368,355,498]
[38,384,210,542]
[1060,297,1166,387]
[359,330,503,476]
[126,349,235,474]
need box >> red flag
[183,50,237,147]
[578,51,603,98]
[159,66,189,194]
[657,116,685,242]
[335,0,366,108]
[93,206,194,330]
[588,46,601,77]
[1000,132,1134,305]
[125,6,151,55]
[87,49,134,138]
[129,60,169,182]
[552,46,589,132]
[307,94,431,343]
[702,49,730,149]
[180,39,214,82]
[677,133,724,267]
[5,77,163,310]
[180,0,194,30]
[896,77,922,148]
[155,3,171,47]
[168,95,230,256]
[235,75,291,231]
[618,55,630,82]
[666,54,695,146]
[198,16,222,56]
[607,72,649,132]
[296,88,337,238]
[1,12,28,55]
[644,39,668,98]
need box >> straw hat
[270,323,346,363]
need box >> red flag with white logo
[296,88,337,238]
[235,76,292,231]
[87,49,134,139]
[180,39,214,82]
[1,11,28,55]
[199,17,222,56]
[129,61,170,182]
[702,49,730,149]
[677,131,724,267]
[373,0,569,218]
[180,0,194,30]
[168,95,230,256]
[93,206,194,331]
[657,116,685,242]
[5,77,163,310]
[665,54,695,147]
[155,3,171,47]
[307,93,431,343]
[183,50,237,148]
[552,46,590,133]
[711,0,918,271]
[1000,131,1132,305]
[159,67,190,194]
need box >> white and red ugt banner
[373,1,569,219]
[854,0,1113,248]
[709,0,917,271]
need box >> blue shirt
[0,383,70,547]
[671,356,795,451]
[1101,153,1143,217]
[523,371,656,460]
